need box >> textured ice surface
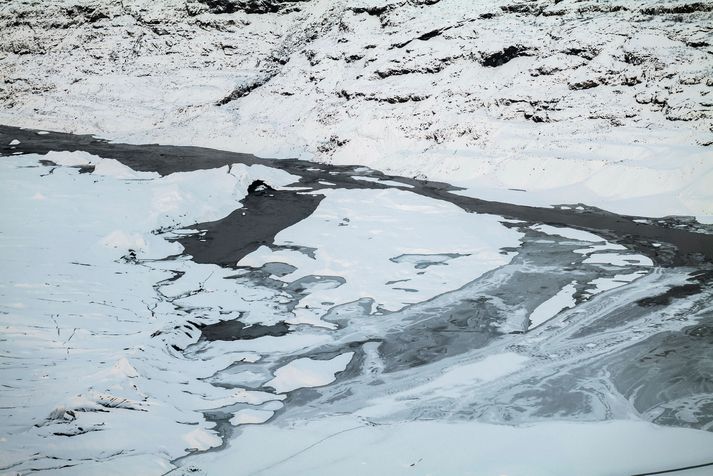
[0,153,300,473]
[176,418,713,476]
[239,187,522,325]
[1,147,712,475]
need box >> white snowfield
[179,417,713,476]
[0,153,306,474]
[1,0,712,219]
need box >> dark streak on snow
[197,319,290,341]
[174,187,324,267]
[1,125,711,268]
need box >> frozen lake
[1,126,713,476]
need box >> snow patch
[266,353,354,394]
[528,282,577,330]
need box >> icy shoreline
[1,129,713,475]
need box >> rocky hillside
[1,0,712,216]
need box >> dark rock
[418,27,447,41]
[120,249,139,264]
[247,179,274,194]
[216,75,273,105]
[480,45,532,67]
[577,5,628,14]
[350,5,392,16]
[375,62,448,78]
[562,47,599,60]
[500,3,544,15]
[641,3,713,15]
[317,135,349,153]
[686,40,710,47]
[542,9,567,16]
[531,64,563,76]
[63,4,110,23]
[62,163,96,174]
[623,52,647,65]
[364,93,429,103]
[393,26,452,49]
[336,89,366,101]
[196,0,310,14]
[569,79,600,90]
[524,111,548,123]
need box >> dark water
[2,125,712,267]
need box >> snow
[101,230,147,250]
[266,353,355,394]
[584,253,654,267]
[177,416,713,476]
[1,0,712,218]
[532,224,605,243]
[184,428,223,451]
[528,281,577,330]
[229,409,274,426]
[586,271,649,295]
[44,150,102,167]
[574,242,628,254]
[239,187,523,325]
[398,352,530,399]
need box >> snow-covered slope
[1,0,712,217]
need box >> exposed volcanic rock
[193,0,311,14]
[640,2,713,15]
[480,44,533,67]
[216,75,275,105]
